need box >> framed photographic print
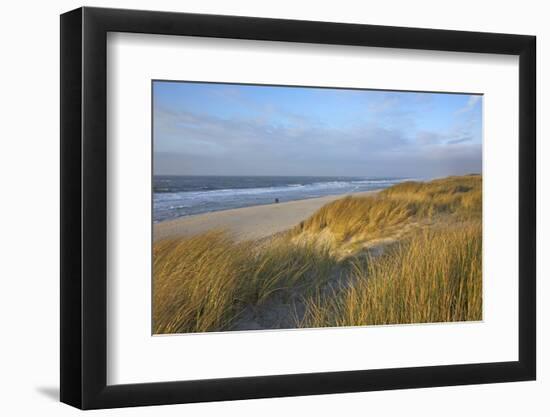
[60,7,536,409]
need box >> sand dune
[154,191,376,242]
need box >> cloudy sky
[153,81,482,178]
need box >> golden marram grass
[153,174,482,334]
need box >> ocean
[153,175,414,222]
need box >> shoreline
[154,190,377,242]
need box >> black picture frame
[60,6,536,410]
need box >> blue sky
[153,81,482,178]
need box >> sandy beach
[153,176,482,334]
[154,191,376,242]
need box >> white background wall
[0,0,546,415]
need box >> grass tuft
[153,231,336,334]
[300,221,482,327]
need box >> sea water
[153,175,414,222]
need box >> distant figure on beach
[274,198,279,203]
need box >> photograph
[54,4,539,411]
[152,81,483,334]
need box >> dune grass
[153,175,482,333]
[291,174,481,255]
[153,231,336,334]
[300,221,482,327]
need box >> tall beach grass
[153,175,482,333]
[300,221,482,327]
[153,231,336,334]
